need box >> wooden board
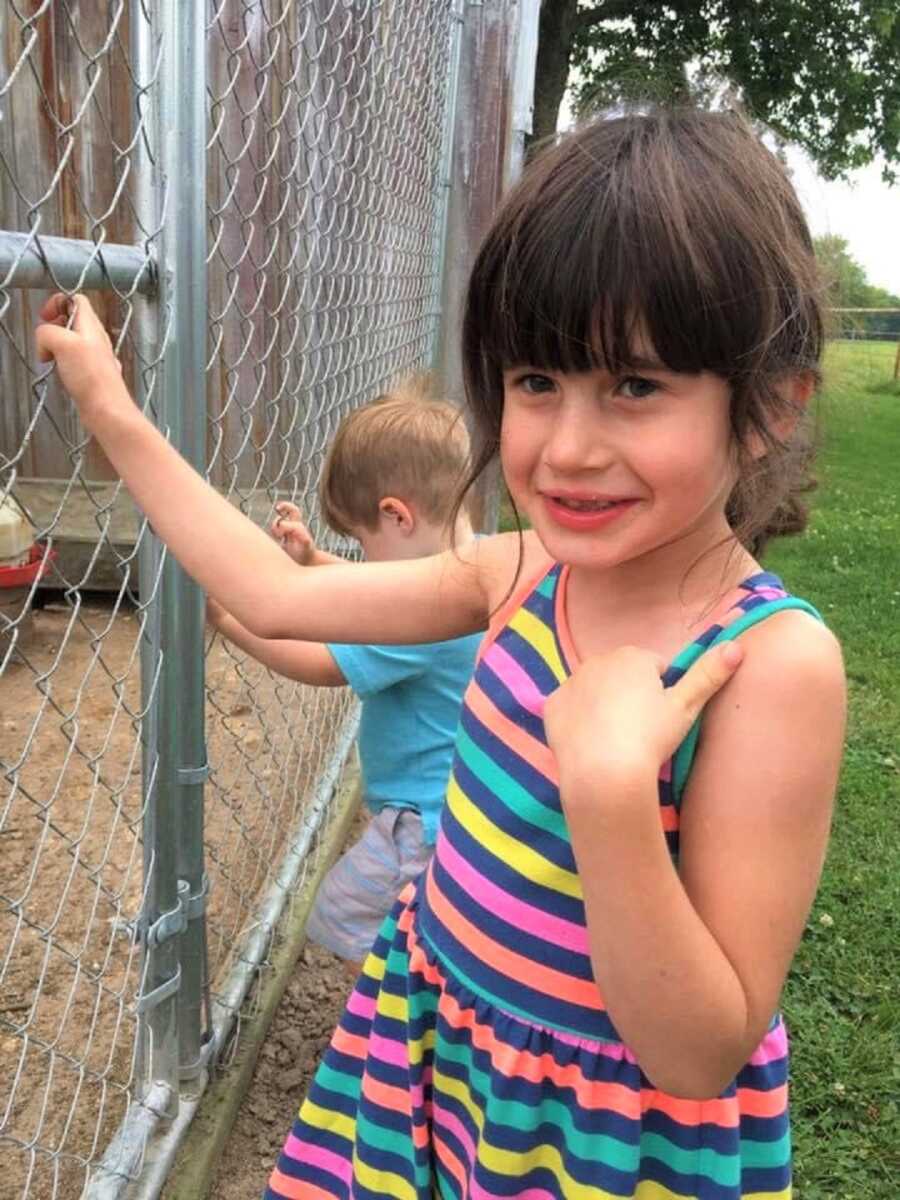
[14,479,292,594]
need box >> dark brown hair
[457,106,825,555]
[320,374,470,535]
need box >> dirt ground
[0,597,351,1199]
[209,940,355,1198]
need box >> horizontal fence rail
[0,232,157,296]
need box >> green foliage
[815,236,900,338]
[567,1,900,181]
[816,235,900,308]
[815,235,878,308]
[766,340,900,1195]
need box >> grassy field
[498,340,900,1195]
[767,341,899,1197]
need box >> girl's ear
[378,496,416,535]
[747,372,816,458]
[788,371,816,411]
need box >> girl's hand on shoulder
[544,641,744,801]
[34,294,128,425]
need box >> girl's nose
[543,402,613,475]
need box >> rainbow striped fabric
[266,564,821,1199]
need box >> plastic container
[0,496,33,568]
[0,502,55,654]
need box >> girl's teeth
[557,498,616,511]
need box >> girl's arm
[546,614,845,1099]
[207,599,347,686]
[34,295,495,645]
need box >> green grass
[499,341,900,1194]
[767,341,900,1197]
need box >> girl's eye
[619,376,658,400]
[516,373,556,395]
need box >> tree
[814,235,900,337]
[815,235,874,308]
[533,1,900,181]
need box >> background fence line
[0,3,538,1197]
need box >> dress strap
[671,596,824,802]
[477,557,559,663]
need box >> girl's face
[500,357,739,575]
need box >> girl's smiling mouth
[541,491,640,529]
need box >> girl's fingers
[39,293,71,322]
[39,293,102,336]
[670,641,743,719]
[34,322,74,363]
[71,294,108,337]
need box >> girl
[36,107,845,1200]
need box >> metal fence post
[434,0,540,531]
[124,0,180,1129]
[129,0,172,1126]
[505,0,541,187]
[130,0,210,1123]
[153,0,211,1094]
[435,0,541,402]
[133,0,168,1113]
[429,0,465,369]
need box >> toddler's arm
[207,598,346,685]
[34,295,490,645]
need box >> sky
[786,151,900,297]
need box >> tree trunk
[531,0,580,147]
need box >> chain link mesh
[1,4,163,1196]
[202,0,454,1001]
[0,1,457,1195]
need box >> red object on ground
[0,543,56,588]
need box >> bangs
[477,234,661,377]
[465,110,821,387]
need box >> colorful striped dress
[266,563,821,1200]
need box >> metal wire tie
[146,880,189,946]
[178,1029,215,1082]
[177,760,210,786]
[136,964,181,1014]
[184,872,210,921]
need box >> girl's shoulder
[704,601,845,740]
[466,529,553,621]
[735,596,843,671]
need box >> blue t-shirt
[327,634,482,844]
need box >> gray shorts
[306,805,433,963]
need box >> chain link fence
[0,0,536,1195]
[829,308,900,343]
[827,309,900,384]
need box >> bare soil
[209,941,354,1198]
[0,599,351,1199]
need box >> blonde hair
[319,375,470,535]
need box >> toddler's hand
[34,294,127,426]
[544,641,744,799]
[271,501,316,565]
